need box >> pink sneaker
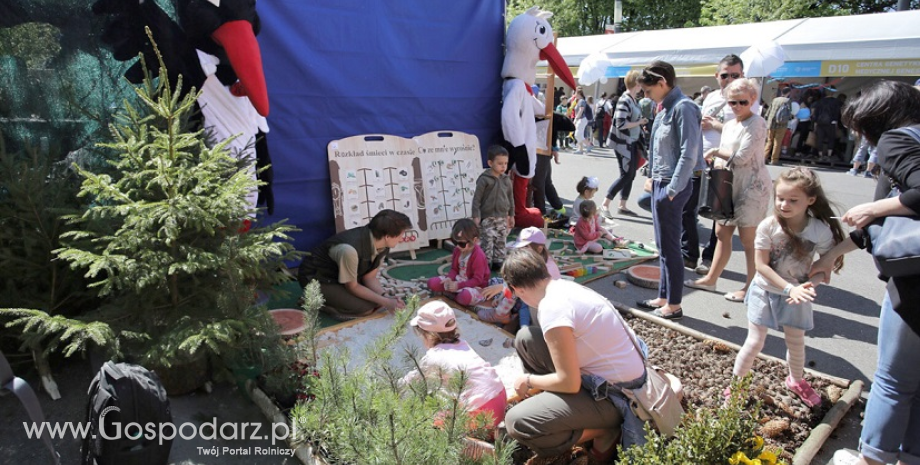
[785,375,822,407]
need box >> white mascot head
[501,6,575,89]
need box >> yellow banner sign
[821,59,920,77]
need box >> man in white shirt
[684,54,759,275]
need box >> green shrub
[0,142,97,316]
[618,376,786,465]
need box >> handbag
[805,130,816,147]
[614,317,685,437]
[865,126,920,278]
[698,161,734,221]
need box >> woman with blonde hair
[602,69,649,218]
[686,78,772,303]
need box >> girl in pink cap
[402,301,507,434]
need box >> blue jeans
[680,176,702,263]
[860,292,920,464]
[651,180,692,305]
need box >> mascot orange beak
[540,43,576,90]
[212,20,270,116]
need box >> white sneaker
[832,449,860,465]
[847,169,858,176]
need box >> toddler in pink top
[573,200,615,253]
[401,301,507,433]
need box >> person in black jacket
[811,80,920,465]
[810,91,843,160]
[532,113,575,220]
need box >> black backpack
[82,362,173,465]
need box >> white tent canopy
[777,12,920,61]
[542,10,920,79]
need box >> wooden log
[792,380,864,465]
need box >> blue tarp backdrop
[258,1,506,252]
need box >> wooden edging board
[619,304,862,465]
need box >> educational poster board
[327,131,484,253]
[328,135,426,253]
[413,131,482,240]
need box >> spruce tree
[3,45,299,367]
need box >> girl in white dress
[730,167,845,407]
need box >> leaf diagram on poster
[328,135,424,253]
[414,131,480,237]
[327,131,482,252]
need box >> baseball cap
[410,301,458,333]
[511,227,547,248]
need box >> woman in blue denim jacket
[634,60,703,320]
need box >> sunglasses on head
[640,68,664,84]
[727,99,750,107]
[719,72,742,80]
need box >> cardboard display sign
[412,131,481,239]
[327,131,483,253]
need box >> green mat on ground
[385,238,655,285]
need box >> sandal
[723,291,745,303]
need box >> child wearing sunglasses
[427,219,491,307]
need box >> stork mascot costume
[502,7,576,229]
[92,0,272,213]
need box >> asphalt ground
[559,144,880,463]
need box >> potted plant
[2,51,300,393]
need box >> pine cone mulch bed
[629,316,838,462]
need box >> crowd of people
[297,62,920,463]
